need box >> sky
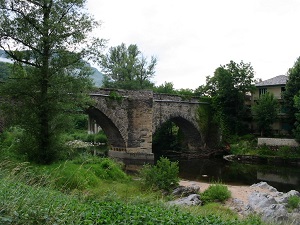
[87,0,300,89]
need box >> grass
[0,157,266,224]
[287,195,300,210]
[201,183,231,204]
[230,138,300,159]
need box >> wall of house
[251,85,284,103]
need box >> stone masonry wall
[258,138,299,147]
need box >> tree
[153,82,176,94]
[283,57,300,134]
[99,43,157,90]
[252,92,278,137]
[293,93,300,142]
[203,61,255,140]
[0,0,104,164]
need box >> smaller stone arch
[153,115,203,152]
[86,106,126,149]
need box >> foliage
[197,97,213,147]
[153,81,177,94]
[0,126,25,160]
[108,90,123,102]
[287,195,300,209]
[0,177,258,225]
[0,160,262,225]
[140,157,179,191]
[0,61,11,81]
[283,57,300,134]
[294,94,300,142]
[99,43,156,90]
[72,156,129,181]
[0,0,105,164]
[201,183,231,204]
[152,121,185,153]
[201,60,255,141]
[252,92,278,137]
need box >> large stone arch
[86,106,126,149]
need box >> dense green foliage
[230,138,300,158]
[200,61,255,141]
[0,0,105,164]
[99,43,156,90]
[152,121,185,153]
[283,57,300,135]
[0,177,261,225]
[0,181,262,225]
[197,97,213,147]
[252,92,278,136]
[294,94,300,142]
[140,157,179,192]
[0,61,10,81]
[201,183,231,204]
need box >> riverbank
[179,179,272,206]
[180,179,300,224]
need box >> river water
[176,157,300,193]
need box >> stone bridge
[87,88,210,161]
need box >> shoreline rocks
[170,181,300,224]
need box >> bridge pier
[87,115,101,134]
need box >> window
[259,88,267,97]
[281,87,286,92]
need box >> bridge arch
[153,114,203,151]
[86,106,126,150]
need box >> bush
[140,157,179,192]
[287,195,300,209]
[201,183,231,204]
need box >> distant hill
[0,49,103,86]
[90,66,103,87]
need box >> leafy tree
[153,82,176,94]
[202,61,255,140]
[99,43,157,90]
[0,62,10,81]
[283,57,300,134]
[0,0,104,164]
[294,94,300,142]
[252,92,278,137]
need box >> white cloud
[87,0,300,89]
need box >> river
[100,146,300,193]
[176,157,300,193]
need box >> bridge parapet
[153,93,200,104]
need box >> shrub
[201,183,231,204]
[287,195,300,209]
[140,157,179,192]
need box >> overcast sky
[86,0,300,89]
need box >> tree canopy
[283,57,300,135]
[252,92,278,137]
[201,60,255,140]
[99,43,157,90]
[0,0,104,164]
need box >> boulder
[172,184,200,197]
[168,194,202,206]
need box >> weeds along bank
[0,157,264,225]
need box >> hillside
[0,49,103,86]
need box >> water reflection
[178,158,300,192]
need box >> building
[251,75,291,135]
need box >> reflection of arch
[86,106,126,149]
[154,116,202,151]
